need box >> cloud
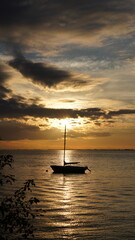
[0,118,111,141]
[9,55,95,89]
[59,99,75,103]
[0,95,106,119]
[9,54,70,87]
[0,64,10,83]
[0,94,134,142]
[68,129,111,138]
[0,0,135,53]
[107,109,135,118]
[0,63,12,98]
[0,95,135,120]
[0,120,61,140]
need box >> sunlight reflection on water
[1,150,135,240]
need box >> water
[0,150,135,239]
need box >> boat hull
[51,165,88,174]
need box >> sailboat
[50,125,90,174]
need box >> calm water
[1,150,135,240]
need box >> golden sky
[0,0,135,149]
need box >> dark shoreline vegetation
[0,154,40,240]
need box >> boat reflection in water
[50,125,91,174]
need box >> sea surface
[0,149,135,240]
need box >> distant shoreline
[0,149,135,151]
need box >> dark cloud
[0,0,134,52]
[0,120,61,140]
[0,0,49,28]
[9,55,88,88]
[9,55,71,88]
[0,85,11,99]
[0,120,41,140]
[0,65,10,83]
[59,99,75,103]
[107,109,135,118]
[0,97,74,119]
[68,130,111,138]
[0,63,12,98]
[0,0,134,30]
[0,96,135,120]
[0,118,111,141]
[0,95,107,119]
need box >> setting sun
[49,118,84,130]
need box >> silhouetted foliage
[0,155,40,240]
[0,155,15,185]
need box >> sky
[0,0,135,150]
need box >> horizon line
[0,148,135,151]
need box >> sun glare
[60,119,72,128]
[49,118,84,130]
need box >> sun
[49,118,84,130]
[49,118,72,129]
[59,119,72,128]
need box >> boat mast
[63,124,66,165]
